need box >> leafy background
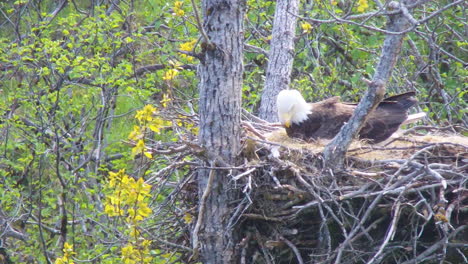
[0,0,465,262]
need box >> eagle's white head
[276,89,312,128]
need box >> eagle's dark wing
[353,92,418,143]
[285,92,418,143]
[360,114,402,143]
[286,112,322,141]
[360,94,417,143]
[343,92,417,110]
[286,97,342,141]
[307,98,354,140]
[383,92,417,109]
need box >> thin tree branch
[190,0,212,47]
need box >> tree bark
[258,0,299,122]
[323,2,413,170]
[196,0,245,263]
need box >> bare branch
[323,0,413,170]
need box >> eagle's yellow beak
[281,113,292,128]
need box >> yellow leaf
[63,242,73,253]
[149,117,170,133]
[104,204,116,216]
[179,39,197,52]
[175,9,185,16]
[141,239,151,247]
[183,212,193,224]
[174,1,183,8]
[168,59,183,69]
[122,175,135,186]
[160,93,171,108]
[121,244,134,257]
[162,69,179,81]
[124,259,136,264]
[128,125,142,141]
[132,140,146,156]
[133,178,144,191]
[108,169,125,187]
[144,151,153,159]
[148,124,160,133]
[357,0,369,12]
[137,204,152,218]
[129,226,140,237]
[135,105,156,122]
[128,208,137,217]
[301,22,313,34]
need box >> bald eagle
[277,90,421,143]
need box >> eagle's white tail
[403,112,426,125]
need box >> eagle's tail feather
[383,92,418,110]
[402,112,426,125]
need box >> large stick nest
[143,108,467,264]
[237,121,467,264]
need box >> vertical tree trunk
[258,0,299,122]
[196,0,245,263]
[323,2,413,170]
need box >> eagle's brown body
[285,92,418,143]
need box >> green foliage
[242,0,466,123]
[0,0,194,262]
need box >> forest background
[0,0,466,263]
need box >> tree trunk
[196,0,245,263]
[323,2,413,170]
[258,0,299,122]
